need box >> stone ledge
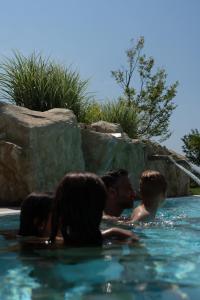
[0,208,20,216]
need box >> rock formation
[0,102,84,204]
[0,102,190,205]
[81,123,189,197]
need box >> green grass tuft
[190,187,200,195]
[0,51,89,121]
[83,99,138,138]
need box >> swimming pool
[0,196,199,299]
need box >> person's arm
[102,213,131,223]
[102,214,119,223]
[102,227,139,241]
[102,214,119,222]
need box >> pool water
[0,196,199,300]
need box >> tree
[111,37,178,141]
[182,129,200,166]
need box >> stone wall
[0,102,84,205]
[144,141,189,196]
[81,123,189,197]
[81,128,145,194]
[0,104,190,205]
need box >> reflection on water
[0,196,199,299]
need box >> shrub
[83,98,138,138]
[0,52,89,120]
[101,99,138,138]
[81,101,102,124]
[0,51,138,138]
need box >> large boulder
[81,128,146,193]
[81,124,190,197]
[90,121,123,133]
[0,102,84,205]
[0,105,190,205]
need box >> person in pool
[49,172,138,246]
[101,169,135,219]
[19,192,54,237]
[130,170,167,222]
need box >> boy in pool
[130,170,167,222]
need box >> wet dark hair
[140,170,167,204]
[50,172,107,246]
[19,192,54,236]
[101,169,128,189]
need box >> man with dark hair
[101,169,135,218]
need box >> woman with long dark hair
[49,172,138,246]
[50,172,106,246]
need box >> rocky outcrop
[81,129,145,194]
[90,121,123,134]
[144,141,189,196]
[0,103,190,205]
[81,123,190,197]
[0,102,84,205]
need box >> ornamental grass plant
[83,99,138,138]
[101,99,138,138]
[0,52,89,120]
[0,51,138,138]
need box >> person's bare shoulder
[130,205,150,223]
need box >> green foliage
[182,129,200,166]
[82,101,102,124]
[100,99,138,138]
[190,187,200,195]
[111,37,178,141]
[83,99,138,138]
[0,45,178,141]
[0,52,89,120]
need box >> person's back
[131,170,167,222]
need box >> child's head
[50,172,107,246]
[140,170,167,207]
[19,192,54,237]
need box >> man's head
[140,170,167,208]
[101,169,135,216]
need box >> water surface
[0,196,199,299]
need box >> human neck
[142,199,159,215]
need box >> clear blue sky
[0,0,199,153]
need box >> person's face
[114,176,135,209]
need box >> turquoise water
[0,196,199,300]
